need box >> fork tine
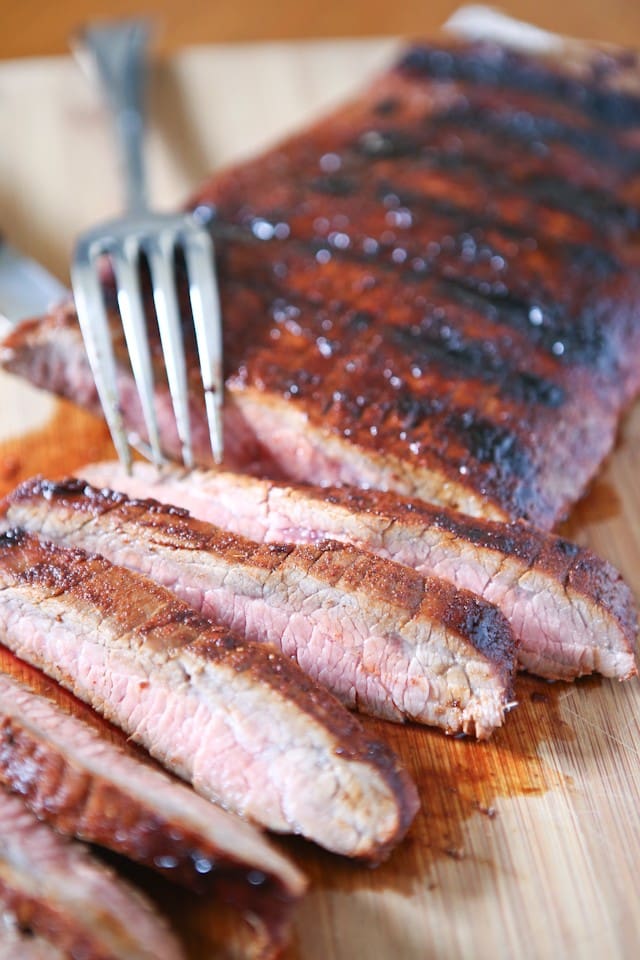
[146,233,194,468]
[71,247,132,472]
[181,224,224,464]
[111,235,164,468]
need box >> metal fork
[70,19,223,471]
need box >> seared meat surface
[0,529,418,860]
[4,477,517,738]
[3,39,640,524]
[81,461,638,682]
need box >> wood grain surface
[0,15,639,960]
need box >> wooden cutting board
[0,30,639,960]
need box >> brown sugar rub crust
[185,39,640,528]
[4,39,640,526]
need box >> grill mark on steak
[221,228,596,372]
[205,241,568,518]
[223,250,617,520]
[211,61,640,223]
[0,785,184,960]
[3,478,516,739]
[214,244,610,438]
[207,197,623,377]
[206,165,626,368]
[215,234,576,396]
[79,462,638,683]
[204,59,640,272]
[420,102,640,177]
[396,41,640,128]
[0,528,418,860]
[387,324,565,408]
[433,274,607,368]
[287,164,626,284]
[0,671,305,947]
[368,178,624,278]
[265,115,639,249]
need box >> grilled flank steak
[4,39,640,525]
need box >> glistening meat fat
[0,785,184,960]
[80,461,639,682]
[0,528,418,861]
[4,39,640,526]
[0,670,306,951]
[4,477,517,739]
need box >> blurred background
[2,0,640,59]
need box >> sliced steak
[0,528,417,861]
[0,670,305,949]
[3,477,517,739]
[4,39,640,526]
[0,785,184,960]
[80,461,638,682]
[0,921,65,960]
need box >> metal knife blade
[0,237,157,460]
[0,239,69,332]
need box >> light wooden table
[0,7,640,960]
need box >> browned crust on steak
[0,309,507,521]
[319,484,639,652]
[0,526,389,746]
[4,38,640,526]
[76,462,637,681]
[0,527,418,859]
[183,38,640,526]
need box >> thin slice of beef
[0,528,417,861]
[79,461,638,682]
[0,784,184,960]
[3,477,517,739]
[0,670,305,950]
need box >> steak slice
[0,670,305,950]
[80,461,638,682]
[0,920,65,960]
[3,477,517,739]
[0,785,184,960]
[4,38,640,526]
[0,528,417,861]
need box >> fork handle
[73,19,152,214]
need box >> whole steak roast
[4,36,640,528]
